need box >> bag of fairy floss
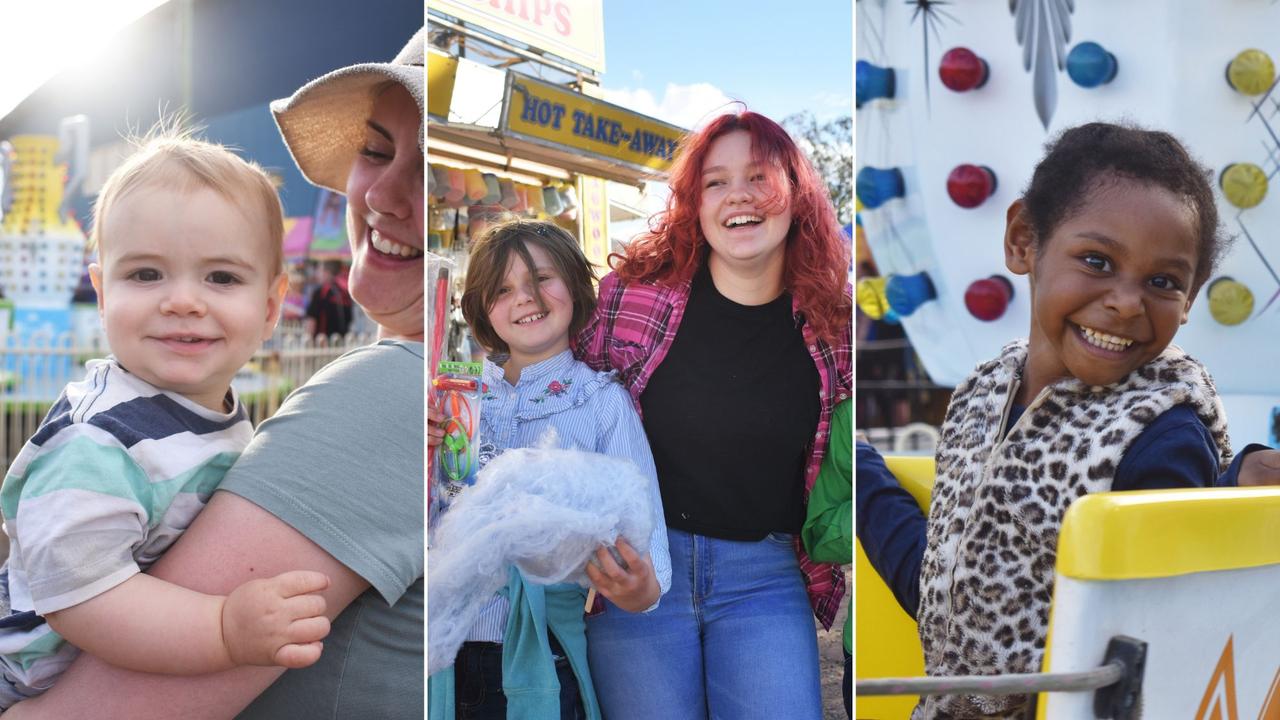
[427,432,654,675]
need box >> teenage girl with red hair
[576,109,851,719]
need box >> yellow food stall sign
[501,73,684,174]
[428,49,458,120]
[578,175,610,268]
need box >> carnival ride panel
[857,1,1280,445]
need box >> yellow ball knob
[1227,49,1276,96]
[1208,277,1253,326]
[856,276,890,320]
[1220,163,1268,209]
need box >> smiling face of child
[1007,174,1201,400]
[90,183,284,412]
[486,241,575,380]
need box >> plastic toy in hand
[430,361,486,534]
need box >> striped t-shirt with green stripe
[0,357,250,705]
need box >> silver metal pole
[857,662,1124,697]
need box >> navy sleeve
[1218,443,1272,487]
[855,440,926,620]
[1113,405,1220,491]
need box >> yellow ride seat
[855,455,934,720]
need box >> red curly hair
[611,110,851,344]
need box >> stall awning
[428,119,667,188]
[428,52,683,188]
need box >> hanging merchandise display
[445,167,466,206]
[431,165,450,200]
[464,169,486,203]
[481,173,501,205]
[498,178,518,209]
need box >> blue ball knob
[856,166,905,210]
[856,61,896,109]
[1066,42,1118,88]
[885,272,937,317]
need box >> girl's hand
[1239,449,1280,487]
[427,400,444,449]
[585,538,659,613]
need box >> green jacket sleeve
[801,400,852,565]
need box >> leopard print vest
[913,339,1230,720]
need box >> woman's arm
[4,493,371,720]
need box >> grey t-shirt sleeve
[219,340,425,603]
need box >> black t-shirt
[640,264,820,540]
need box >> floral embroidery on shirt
[529,378,573,403]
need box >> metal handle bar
[856,662,1123,697]
[855,636,1148,720]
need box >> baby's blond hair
[90,125,285,273]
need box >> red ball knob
[939,47,990,92]
[965,275,1014,321]
[947,164,997,208]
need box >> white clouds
[603,82,738,129]
[811,91,854,112]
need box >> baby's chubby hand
[221,570,331,669]
[585,538,659,613]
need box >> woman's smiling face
[697,130,792,277]
[1010,175,1201,395]
[345,83,424,340]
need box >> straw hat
[271,28,424,193]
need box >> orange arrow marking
[1259,666,1280,720]
[1196,636,1240,720]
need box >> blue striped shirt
[465,350,671,642]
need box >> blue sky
[598,1,853,129]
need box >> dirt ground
[817,575,852,720]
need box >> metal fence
[1,321,374,474]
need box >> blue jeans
[585,529,822,720]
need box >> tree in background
[783,112,852,225]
